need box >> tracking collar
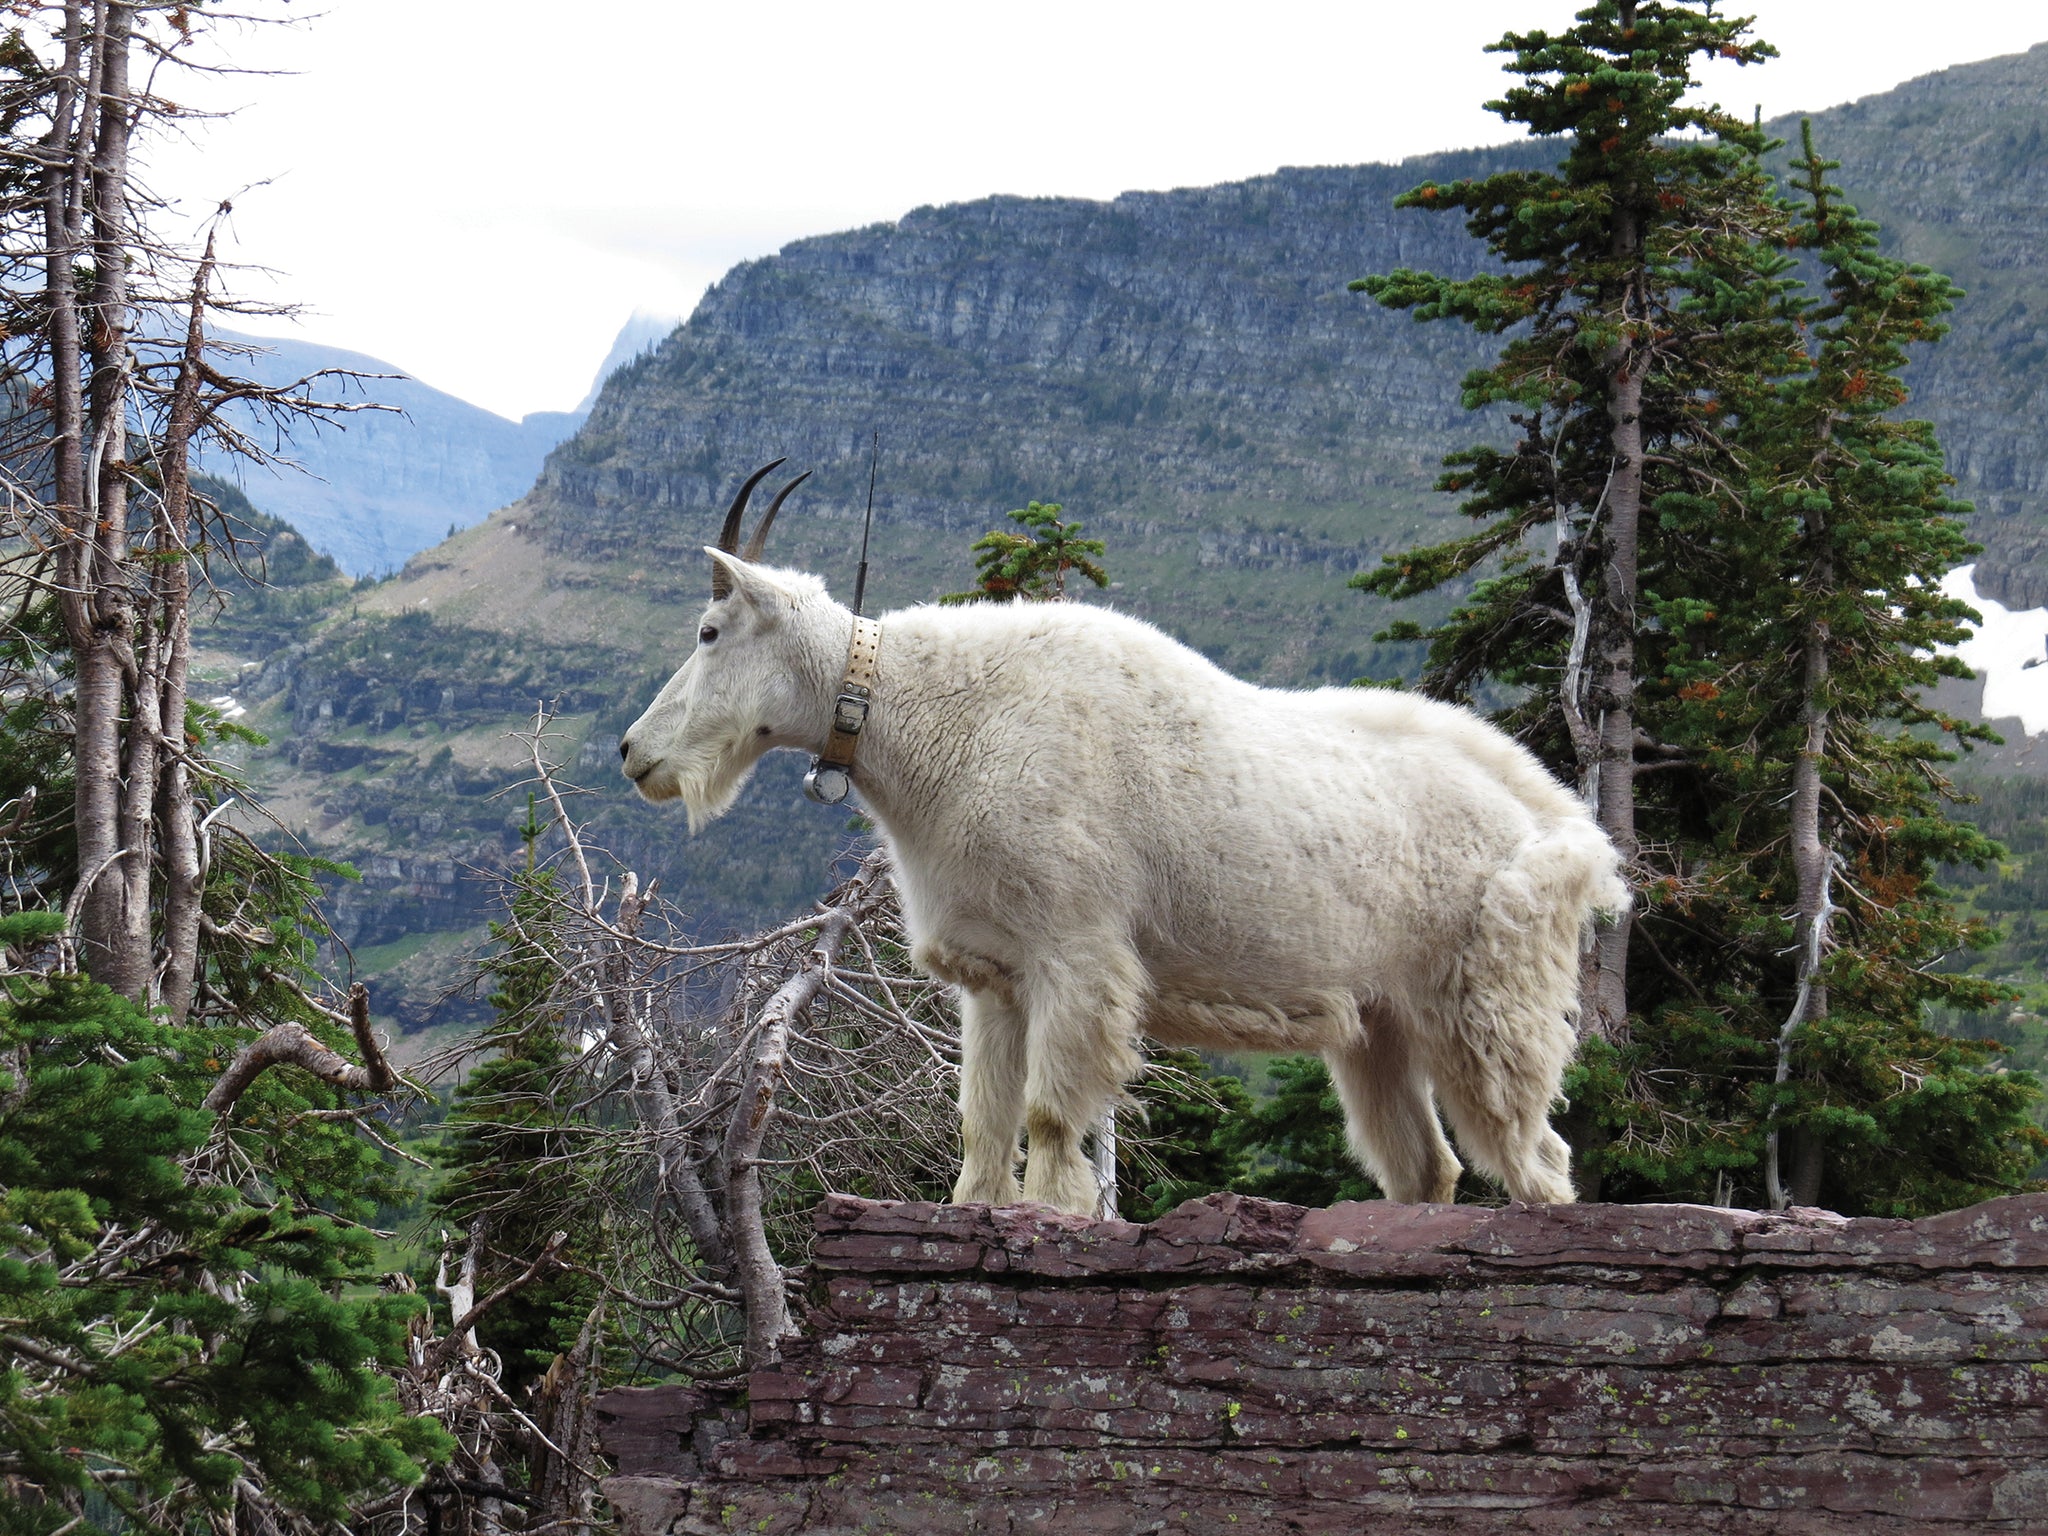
[802,615,882,805]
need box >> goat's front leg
[952,987,1026,1206]
[1018,940,1147,1217]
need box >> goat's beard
[639,728,760,834]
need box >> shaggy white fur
[622,549,1628,1216]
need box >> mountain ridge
[341,43,2048,686]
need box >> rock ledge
[599,1192,2048,1534]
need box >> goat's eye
[699,625,718,645]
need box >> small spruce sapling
[940,501,1108,605]
[429,800,601,1389]
[1115,1050,1256,1221]
[1224,1056,1384,1209]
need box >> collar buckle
[831,688,871,739]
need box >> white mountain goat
[620,465,1627,1216]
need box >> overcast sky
[157,3,2048,422]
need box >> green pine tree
[429,814,601,1389]
[0,925,451,1536]
[2,587,452,1533]
[1353,0,1784,1047]
[1591,122,2042,1212]
[1348,5,2042,1212]
[1225,1057,1382,1209]
[940,501,1109,604]
[1116,1050,1256,1221]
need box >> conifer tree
[1628,123,2041,1212]
[0,928,450,1536]
[1225,1056,1382,1209]
[1,12,471,1527]
[1351,4,2042,1210]
[430,809,600,1388]
[1352,0,1779,1048]
[1115,1050,1255,1221]
[3,591,454,1533]
[940,501,1109,604]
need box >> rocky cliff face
[535,155,1500,550]
[599,1191,2048,1535]
[528,155,1511,679]
[531,45,2048,618]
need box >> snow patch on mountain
[1944,564,2048,736]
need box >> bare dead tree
[337,721,958,1536]
[351,1224,591,1536]
[0,2,392,1020]
[417,718,961,1379]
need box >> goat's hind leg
[1018,940,1146,1217]
[952,987,1027,1206]
[1422,987,1578,1205]
[1429,992,1578,1205]
[1432,850,1584,1206]
[1325,1007,1462,1204]
[1432,1055,1576,1206]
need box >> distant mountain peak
[574,311,681,415]
[205,312,683,577]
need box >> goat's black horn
[743,470,812,563]
[712,458,786,598]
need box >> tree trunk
[1092,1110,1119,1219]
[37,5,218,1015]
[1789,1129,1826,1208]
[42,3,122,987]
[1768,517,1834,1210]
[91,1,149,999]
[1570,0,1646,1045]
[1584,196,1646,1043]
[154,245,217,1024]
[601,874,736,1280]
[47,1,155,1000]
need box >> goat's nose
[618,737,632,761]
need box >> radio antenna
[853,431,878,616]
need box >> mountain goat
[620,466,1626,1217]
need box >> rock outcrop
[599,1192,2048,1534]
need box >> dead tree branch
[201,983,400,1114]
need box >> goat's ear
[704,547,794,611]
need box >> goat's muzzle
[618,734,656,789]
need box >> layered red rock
[597,1192,2048,1534]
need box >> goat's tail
[1452,818,1628,1125]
